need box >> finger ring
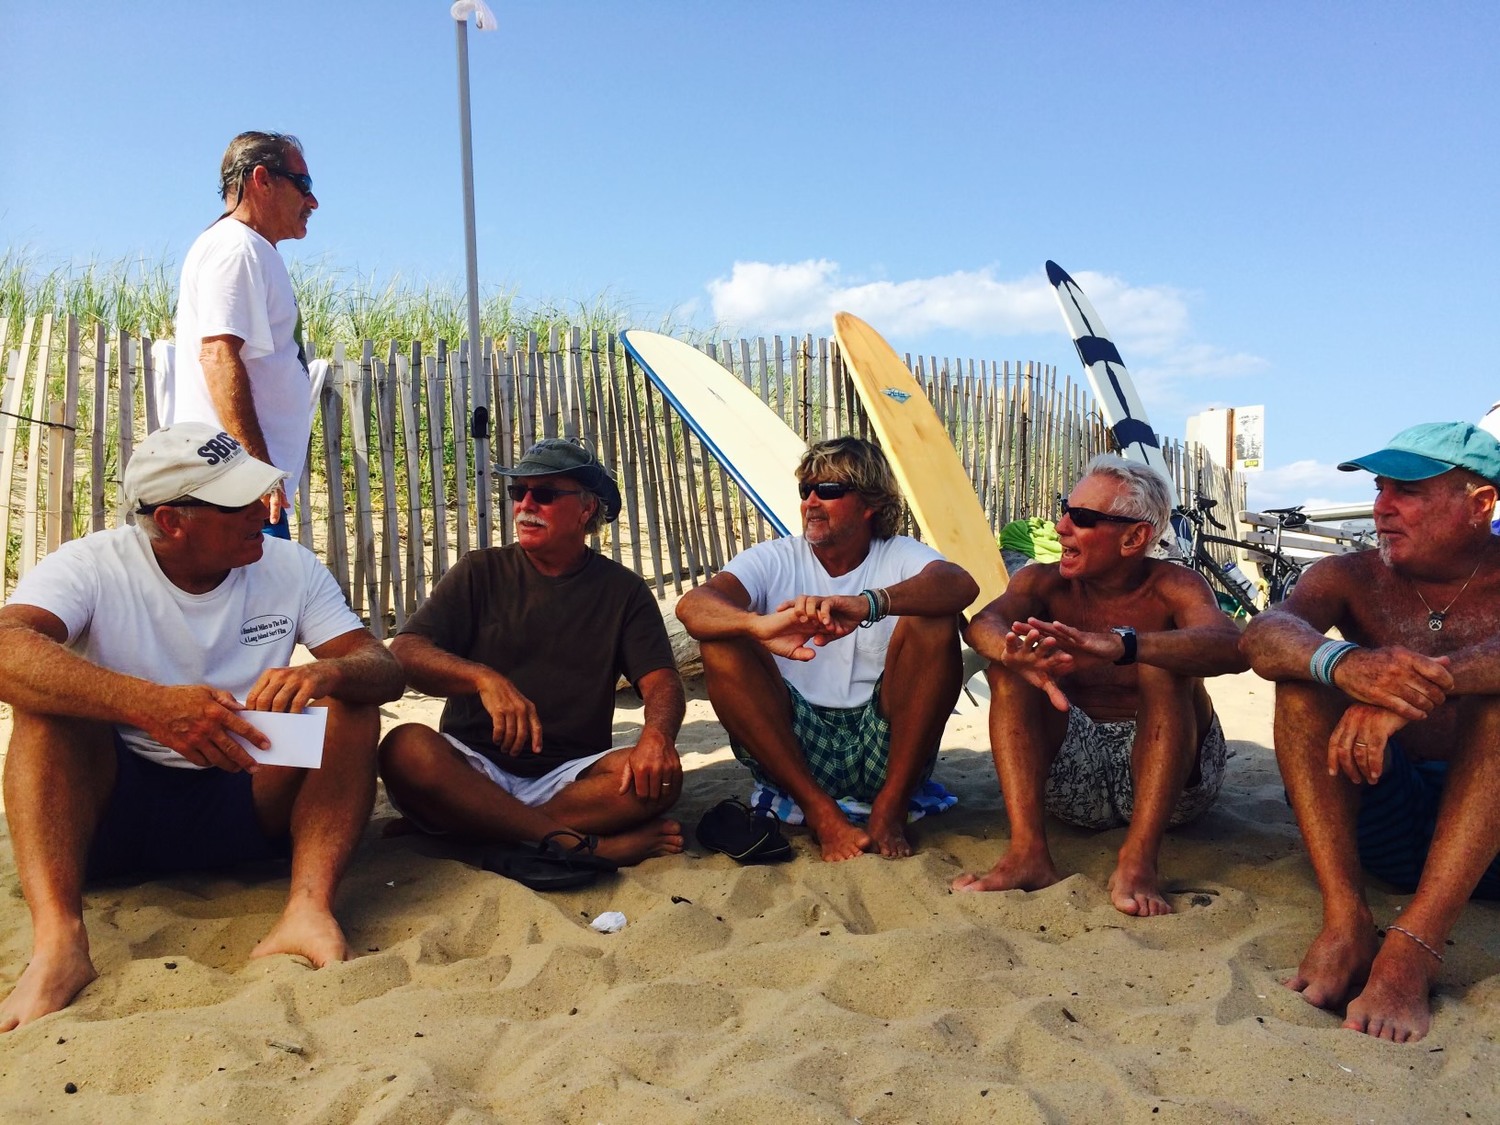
[1354,741,1368,747]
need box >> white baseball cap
[124,423,287,509]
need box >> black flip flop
[695,799,793,864]
[482,829,618,891]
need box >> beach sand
[2,666,1498,1123]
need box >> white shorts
[387,733,611,833]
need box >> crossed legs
[700,613,961,862]
[1275,682,1500,1042]
[377,728,684,866]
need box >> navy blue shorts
[86,735,290,882]
[1356,742,1500,900]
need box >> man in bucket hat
[1243,421,1500,1043]
[0,422,403,1031]
[380,438,687,869]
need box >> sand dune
[2,670,1498,1122]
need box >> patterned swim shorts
[1042,707,1227,830]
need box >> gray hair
[218,131,303,206]
[575,485,606,535]
[1080,454,1173,540]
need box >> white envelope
[230,705,328,768]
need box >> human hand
[145,684,268,772]
[617,728,682,801]
[1333,646,1452,720]
[245,663,338,713]
[752,602,844,661]
[999,620,1073,711]
[1024,617,1121,665]
[782,593,868,638]
[477,671,543,755]
[1327,703,1412,784]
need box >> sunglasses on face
[798,481,856,501]
[268,167,314,196]
[1058,501,1147,529]
[506,483,584,505]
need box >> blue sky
[3,1,1494,509]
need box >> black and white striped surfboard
[1046,260,1179,506]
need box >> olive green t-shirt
[398,545,676,778]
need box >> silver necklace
[1412,559,1484,631]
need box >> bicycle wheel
[1269,564,1302,605]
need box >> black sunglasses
[139,496,267,517]
[268,167,314,196]
[1059,500,1147,529]
[507,483,585,505]
[798,481,856,501]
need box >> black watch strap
[1111,626,1138,666]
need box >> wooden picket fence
[0,314,1243,634]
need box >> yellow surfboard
[832,312,1007,618]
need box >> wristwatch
[1110,626,1138,666]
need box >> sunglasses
[139,495,268,516]
[798,481,856,501]
[268,167,315,196]
[1059,501,1147,529]
[506,483,585,505]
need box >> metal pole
[455,15,493,547]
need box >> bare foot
[592,818,685,866]
[1107,856,1173,917]
[951,844,1061,893]
[867,804,913,858]
[803,803,871,862]
[251,898,352,968]
[0,927,97,1032]
[1284,912,1378,1010]
[1342,930,1442,1042]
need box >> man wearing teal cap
[1242,421,1500,1044]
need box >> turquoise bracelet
[1310,640,1358,686]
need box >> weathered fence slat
[20,314,55,575]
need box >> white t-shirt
[8,527,362,768]
[170,218,312,495]
[723,534,943,709]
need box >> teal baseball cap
[1338,422,1500,486]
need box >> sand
[2,667,1499,1123]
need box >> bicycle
[1170,497,1308,618]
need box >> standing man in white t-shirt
[169,131,319,538]
[677,438,977,862]
[0,423,404,1032]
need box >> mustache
[517,514,548,529]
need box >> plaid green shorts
[730,680,935,804]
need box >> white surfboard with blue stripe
[1046,260,1179,505]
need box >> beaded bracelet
[858,588,889,629]
[1310,640,1358,686]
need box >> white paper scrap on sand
[231,706,328,768]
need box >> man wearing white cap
[0,422,403,1031]
[1243,421,1500,1044]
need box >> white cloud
[1245,459,1375,511]
[704,259,1266,412]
